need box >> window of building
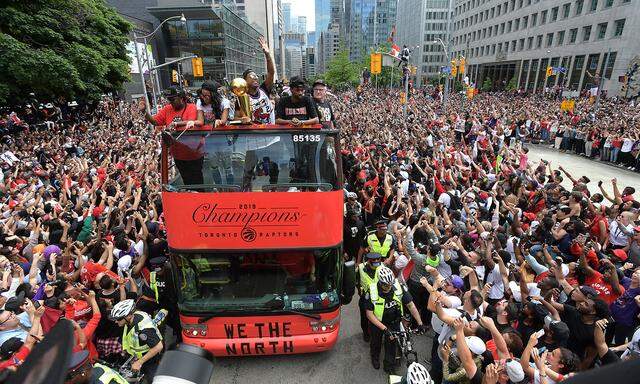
[614,19,625,36]
[597,22,607,39]
[575,0,583,15]
[512,40,517,51]
[604,0,613,7]
[541,10,548,24]
[507,20,512,32]
[589,0,597,11]
[562,3,571,18]
[557,30,565,45]
[519,38,525,50]
[536,34,543,48]
[546,33,553,46]
[523,15,528,28]
[551,7,559,21]
[531,13,537,26]
[515,18,520,30]
[569,28,578,43]
[527,36,534,49]
[583,25,591,41]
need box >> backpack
[447,192,462,211]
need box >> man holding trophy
[233,36,276,124]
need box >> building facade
[450,0,640,95]
[316,0,332,34]
[242,0,275,52]
[297,15,308,34]
[347,0,397,62]
[317,23,342,73]
[148,1,265,87]
[283,2,293,32]
[303,46,317,79]
[396,0,454,87]
[286,46,304,78]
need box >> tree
[481,77,493,92]
[323,49,361,91]
[505,77,518,91]
[0,0,132,105]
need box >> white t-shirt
[196,98,230,125]
[621,138,635,152]
[485,264,505,300]
[248,85,275,124]
[609,220,633,246]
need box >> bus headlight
[309,313,340,333]
[182,323,208,337]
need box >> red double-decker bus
[160,124,344,356]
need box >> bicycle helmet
[407,362,433,384]
[109,299,136,321]
[377,266,395,286]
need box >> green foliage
[0,0,132,105]
[481,77,493,92]
[323,49,361,91]
[505,77,518,91]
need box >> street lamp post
[433,38,450,115]
[133,13,186,114]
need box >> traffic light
[459,57,466,74]
[450,59,458,77]
[192,57,204,78]
[171,69,178,83]
[546,66,553,77]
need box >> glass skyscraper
[348,0,397,62]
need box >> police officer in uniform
[356,252,382,341]
[65,350,128,384]
[110,299,164,379]
[358,220,395,265]
[364,266,425,374]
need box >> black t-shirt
[561,304,595,356]
[275,95,318,121]
[343,218,366,258]
[314,100,336,129]
[364,283,413,325]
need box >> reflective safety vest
[149,271,159,302]
[358,263,379,293]
[92,363,128,384]
[369,280,404,322]
[367,232,393,258]
[122,311,163,359]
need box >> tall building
[347,0,397,62]
[286,46,303,78]
[241,0,275,52]
[316,0,332,34]
[297,15,307,33]
[303,46,317,79]
[451,0,640,96]
[317,23,342,73]
[276,0,286,79]
[396,0,453,87]
[307,31,317,47]
[282,2,292,32]
[147,1,265,86]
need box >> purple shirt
[611,286,640,326]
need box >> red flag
[390,44,401,59]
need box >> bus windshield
[173,249,341,313]
[165,131,339,192]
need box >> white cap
[117,255,132,275]
[464,336,486,355]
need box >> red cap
[612,249,628,262]
[523,212,536,221]
[116,162,125,170]
[92,207,104,218]
[479,192,489,200]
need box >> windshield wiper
[265,295,322,320]
[197,308,252,323]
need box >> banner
[162,191,344,250]
[370,53,382,74]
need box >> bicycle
[390,320,419,367]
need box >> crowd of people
[1,38,640,384]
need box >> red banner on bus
[162,190,343,250]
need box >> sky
[281,0,315,31]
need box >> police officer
[364,266,425,374]
[356,252,382,342]
[110,299,164,379]
[65,350,128,384]
[359,220,395,265]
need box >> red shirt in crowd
[585,270,624,305]
[153,103,197,127]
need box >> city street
[210,144,640,384]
